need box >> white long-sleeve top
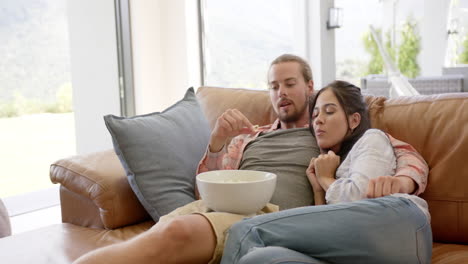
[325,129,430,220]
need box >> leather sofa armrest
[50,150,150,229]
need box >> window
[335,0,424,85]
[201,0,307,89]
[446,0,468,66]
[0,0,75,199]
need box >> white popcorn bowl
[196,170,277,215]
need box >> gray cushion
[104,87,210,221]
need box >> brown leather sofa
[0,86,467,263]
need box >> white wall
[307,0,336,89]
[129,0,162,115]
[420,0,450,76]
[67,0,121,154]
[130,0,201,115]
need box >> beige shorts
[159,200,279,264]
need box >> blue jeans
[221,196,432,264]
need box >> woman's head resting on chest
[309,80,370,157]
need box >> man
[199,54,424,209]
[74,54,427,264]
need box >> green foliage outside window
[385,31,396,63]
[362,28,384,75]
[0,83,73,118]
[398,20,420,78]
[363,18,421,78]
[459,35,468,64]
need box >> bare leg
[74,215,216,264]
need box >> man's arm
[388,134,428,195]
[366,175,414,198]
[197,136,246,173]
[197,108,255,174]
[367,134,428,198]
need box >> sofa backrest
[196,86,277,129]
[371,93,468,244]
[196,86,468,244]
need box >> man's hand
[366,175,416,198]
[209,109,255,152]
[314,151,340,190]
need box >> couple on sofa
[75,54,432,264]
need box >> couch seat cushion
[432,242,468,264]
[0,221,153,263]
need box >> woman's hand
[306,158,323,193]
[306,157,326,205]
[314,150,340,190]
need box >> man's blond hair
[269,54,313,83]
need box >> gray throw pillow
[104,87,210,221]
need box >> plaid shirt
[197,119,428,195]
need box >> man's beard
[278,100,308,123]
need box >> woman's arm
[314,191,326,205]
[326,130,396,204]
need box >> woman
[220,80,432,264]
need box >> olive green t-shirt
[239,128,320,210]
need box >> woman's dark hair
[308,80,370,160]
